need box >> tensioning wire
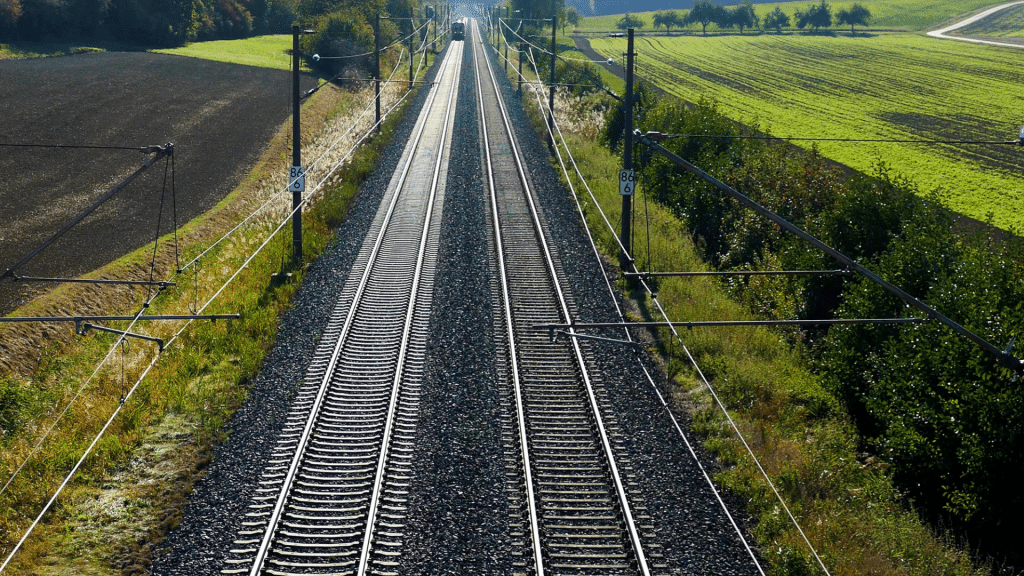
[656,133,1020,146]
[0,142,153,151]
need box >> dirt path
[570,36,665,96]
[927,1,1024,48]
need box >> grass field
[574,0,999,33]
[154,34,303,71]
[588,32,1024,232]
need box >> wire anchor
[77,322,165,352]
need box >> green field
[154,34,301,71]
[588,32,1024,232]
[574,0,999,32]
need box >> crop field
[589,32,1024,232]
[574,0,997,32]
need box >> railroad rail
[470,20,663,575]
[220,37,464,576]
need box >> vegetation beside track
[502,24,1018,575]
[0,42,104,59]
[0,41,433,575]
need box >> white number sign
[289,166,306,193]
[619,169,635,196]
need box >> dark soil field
[0,51,315,315]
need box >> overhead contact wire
[180,51,411,272]
[534,52,767,575]
[531,56,832,574]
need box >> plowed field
[0,51,315,314]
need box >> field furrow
[590,33,1024,230]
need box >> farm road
[570,35,664,96]
[927,1,1024,48]
[0,52,315,315]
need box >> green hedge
[607,88,1024,568]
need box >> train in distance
[452,20,465,40]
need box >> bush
[624,92,1024,567]
[553,58,605,98]
[818,233,1024,566]
[302,8,380,77]
[601,80,658,152]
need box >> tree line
[1,0,298,45]
[0,0,427,49]
[615,1,872,35]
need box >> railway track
[214,19,708,576]
[220,37,463,576]
[469,21,663,576]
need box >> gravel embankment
[396,42,512,575]
[150,34,763,575]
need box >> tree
[1,0,22,39]
[615,12,643,30]
[652,10,681,33]
[686,0,727,36]
[762,5,789,33]
[512,0,565,27]
[795,0,831,31]
[564,5,578,31]
[730,2,757,34]
[836,2,870,34]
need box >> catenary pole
[620,28,635,276]
[291,25,303,265]
[548,15,557,149]
[375,13,381,131]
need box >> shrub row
[605,88,1024,569]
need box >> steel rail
[471,20,545,576]
[354,34,462,576]
[537,56,768,573]
[245,42,463,576]
[477,19,653,576]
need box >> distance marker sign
[619,169,635,196]
[289,166,306,193]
